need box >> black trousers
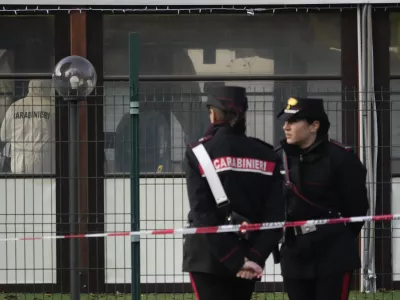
[284,272,352,300]
[190,272,255,300]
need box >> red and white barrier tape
[0,214,399,242]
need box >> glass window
[390,13,400,76]
[103,80,341,175]
[391,80,400,173]
[0,16,55,175]
[103,14,341,77]
[0,16,54,74]
[391,13,400,173]
[0,79,56,175]
[103,13,342,175]
[104,81,208,175]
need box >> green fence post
[129,32,140,300]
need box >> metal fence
[0,77,397,300]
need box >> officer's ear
[209,106,225,123]
[310,120,320,134]
[209,106,216,123]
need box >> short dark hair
[304,117,331,135]
[209,106,246,134]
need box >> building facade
[0,1,399,295]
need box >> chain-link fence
[0,79,397,299]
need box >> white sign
[0,0,397,5]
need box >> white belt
[191,143,230,208]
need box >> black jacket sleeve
[184,147,245,273]
[336,151,370,237]
[245,158,285,266]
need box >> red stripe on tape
[0,214,398,243]
[327,217,351,224]
[196,227,219,234]
[240,223,262,232]
[285,220,307,227]
[375,215,394,221]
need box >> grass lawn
[2,292,400,300]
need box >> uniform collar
[203,121,235,137]
[281,134,329,157]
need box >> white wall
[5,175,398,285]
[104,178,283,284]
[392,177,400,281]
[0,178,56,284]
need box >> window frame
[0,15,60,179]
[101,11,344,178]
[0,12,70,293]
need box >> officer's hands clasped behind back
[182,86,285,299]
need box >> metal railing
[0,79,397,299]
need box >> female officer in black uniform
[182,86,285,300]
[275,97,369,300]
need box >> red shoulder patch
[329,139,352,152]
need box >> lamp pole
[68,85,80,300]
[52,56,97,300]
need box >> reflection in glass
[104,80,341,175]
[0,16,55,174]
[103,14,341,77]
[104,81,208,175]
[0,16,54,74]
[103,13,342,175]
[391,80,400,173]
[0,79,56,174]
[390,13,400,75]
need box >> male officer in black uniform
[182,86,285,300]
[274,97,369,300]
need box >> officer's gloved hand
[236,258,263,280]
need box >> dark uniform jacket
[182,123,285,276]
[276,134,369,279]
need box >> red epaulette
[329,139,352,152]
[189,135,213,149]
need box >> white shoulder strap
[191,143,230,208]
